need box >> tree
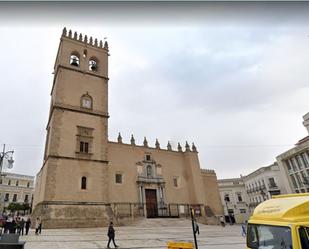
[7,202,23,213]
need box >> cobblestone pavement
[20,219,246,249]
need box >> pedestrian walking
[241,220,247,237]
[10,217,17,234]
[3,216,10,234]
[16,217,21,235]
[38,219,42,234]
[107,222,119,248]
[35,217,40,235]
[25,217,31,235]
[194,219,200,235]
[20,218,25,236]
[0,216,5,235]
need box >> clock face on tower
[81,98,92,109]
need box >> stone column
[138,185,143,204]
[161,185,165,202]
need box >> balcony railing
[246,184,267,193]
[268,184,279,189]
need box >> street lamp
[0,144,14,174]
[0,144,14,213]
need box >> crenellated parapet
[61,27,108,51]
[113,133,198,153]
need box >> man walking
[241,221,247,237]
[107,222,118,248]
[25,218,31,235]
[20,218,25,236]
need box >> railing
[268,184,279,189]
[110,202,203,219]
[247,185,267,193]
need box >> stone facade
[0,172,34,212]
[32,28,222,228]
[218,178,250,224]
[276,112,309,194]
[241,163,287,213]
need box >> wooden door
[145,189,157,218]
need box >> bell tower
[32,28,111,228]
[44,27,110,162]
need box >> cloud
[0,13,309,179]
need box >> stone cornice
[38,200,109,206]
[276,140,309,160]
[0,185,34,191]
[46,103,109,129]
[47,155,108,164]
[108,141,193,155]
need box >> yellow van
[246,193,309,249]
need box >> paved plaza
[20,219,246,249]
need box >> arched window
[70,54,80,67]
[81,177,87,190]
[89,59,97,71]
[146,165,152,178]
[80,93,92,109]
[27,182,30,188]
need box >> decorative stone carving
[167,141,172,151]
[62,27,67,36]
[68,29,72,38]
[117,133,122,143]
[155,139,160,149]
[192,143,197,152]
[104,41,109,49]
[177,143,182,152]
[143,137,148,147]
[185,141,190,152]
[130,134,135,146]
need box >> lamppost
[0,144,14,212]
[0,144,14,174]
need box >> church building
[32,28,223,228]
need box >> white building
[0,172,34,212]
[241,163,287,213]
[276,112,309,194]
[218,178,250,224]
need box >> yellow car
[247,193,309,249]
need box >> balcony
[268,184,279,190]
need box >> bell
[90,61,97,71]
[71,57,79,66]
[90,64,97,71]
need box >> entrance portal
[145,189,157,218]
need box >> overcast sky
[0,3,309,179]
